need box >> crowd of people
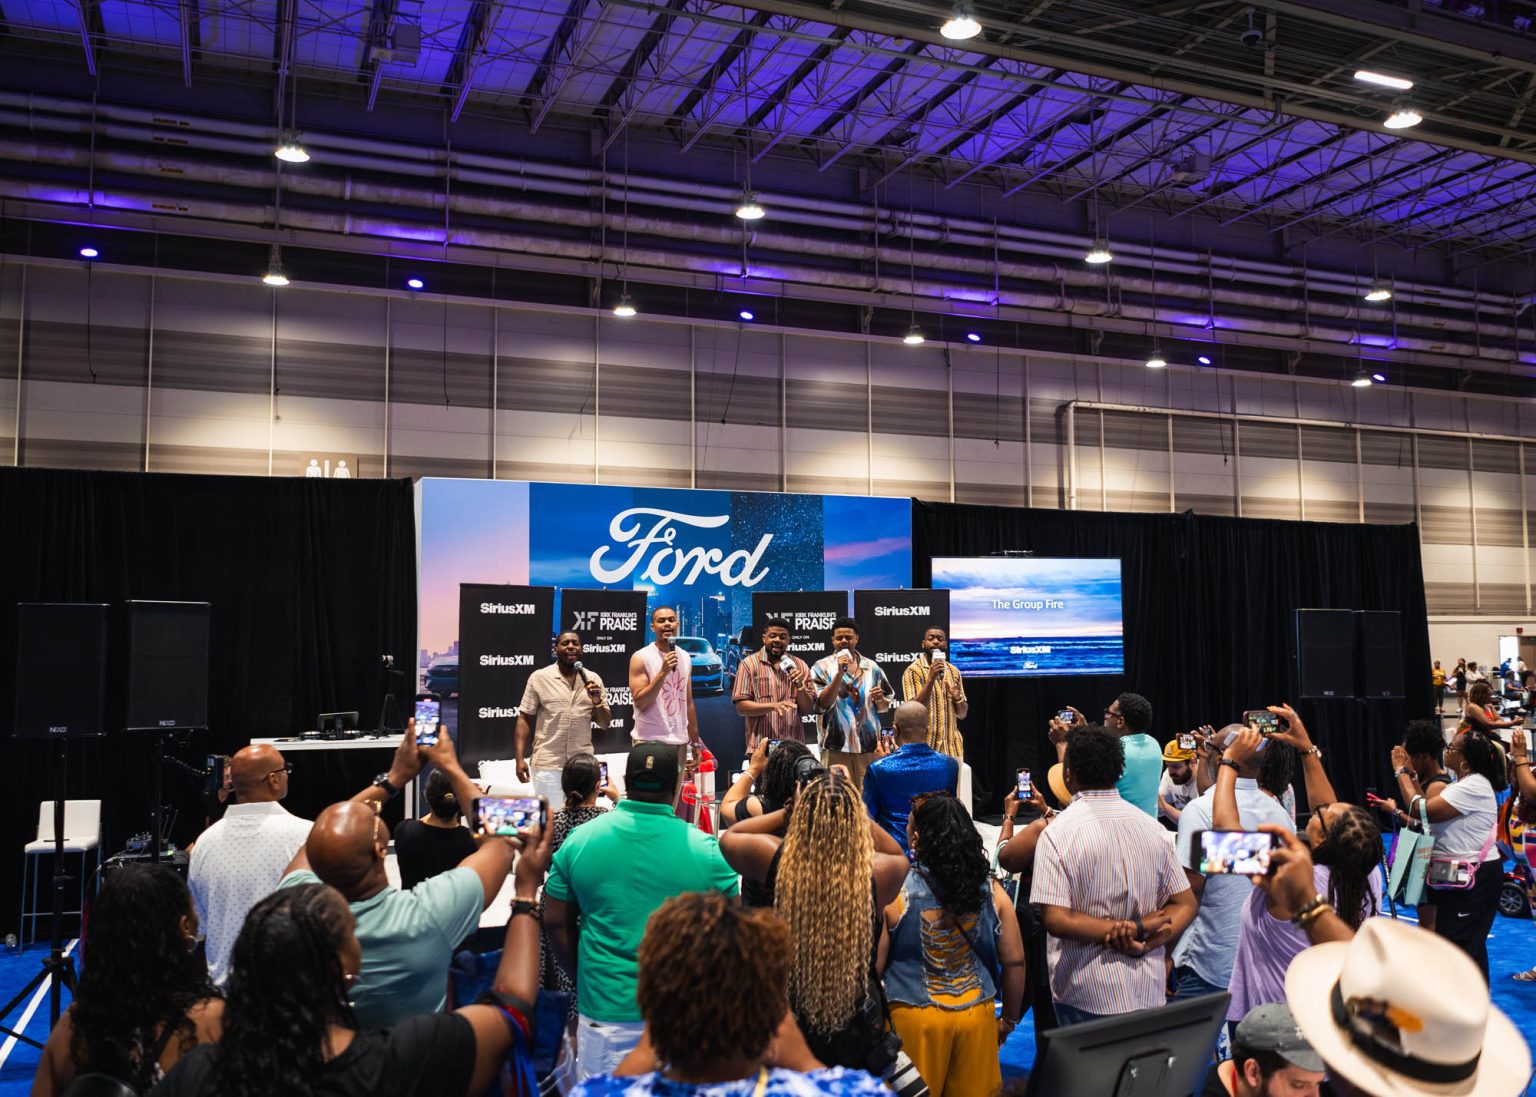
[28,620,1536,1097]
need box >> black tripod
[376,653,407,734]
[0,740,80,1044]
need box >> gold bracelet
[1295,901,1335,929]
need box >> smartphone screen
[767,739,782,753]
[1244,710,1279,735]
[880,728,895,744]
[1057,709,1074,724]
[414,698,441,746]
[1016,768,1032,798]
[599,761,609,787]
[1192,830,1279,875]
[1177,732,1196,751]
[475,796,548,836]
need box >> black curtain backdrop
[913,503,1433,819]
[0,468,416,931]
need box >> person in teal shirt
[544,742,740,1081]
[1106,692,1162,817]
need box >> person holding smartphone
[900,627,968,761]
[860,701,959,853]
[517,631,612,806]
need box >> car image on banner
[675,636,726,693]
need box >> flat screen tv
[930,556,1124,678]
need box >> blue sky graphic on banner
[417,478,911,695]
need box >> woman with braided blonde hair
[720,770,909,1068]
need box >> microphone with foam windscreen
[573,660,591,685]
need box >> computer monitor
[1025,992,1230,1097]
[317,711,360,737]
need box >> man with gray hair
[861,700,960,852]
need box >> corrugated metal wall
[2,256,1532,615]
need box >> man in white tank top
[628,606,699,772]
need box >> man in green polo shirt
[545,741,739,1080]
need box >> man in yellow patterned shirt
[901,626,968,760]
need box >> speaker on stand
[3,603,110,1040]
[122,600,211,865]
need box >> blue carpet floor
[1,913,1533,1095]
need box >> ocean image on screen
[932,557,1124,678]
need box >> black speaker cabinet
[124,600,210,731]
[14,603,110,738]
[1296,609,1356,699]
[1356,610,1404,699]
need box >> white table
[251,735,418,818]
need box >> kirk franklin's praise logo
[589,508,772,587]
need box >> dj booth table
[249,735,417,824]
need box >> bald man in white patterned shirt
[188,743,312,985]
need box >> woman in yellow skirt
[881,792,1026,1097]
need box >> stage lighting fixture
[274,133,311,163]
[1372,372,1387,383]
[1363,283,1392,302]
[966,332,982,343]
[940,2,981,39]
[739,310,755,321]
[1352,371,1373,387]
[1084,238,1114,264]
[1197,354,1212,365]
[406,277,425,290]
[903,325,926,345]
[1384,106,1422,130]
[1354,70,1414,91]
[78,246,99,259]
[1145,351,1167,369]
[734,190,766,221]
[613,294,637,318]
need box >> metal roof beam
[178,0,198,88]
[867,60,1009,188]
[748,27,854,162]
[523,0,603,134]
[678,21,792,154]
[597,0,686,113]
[601,0,701,154]
[1218,136,1381,227]
[1268,148,1470,234]
[668,10,770,126]
[1064,109,1231,203]
[75,0,100,76]
[941,89,1085,190]
[445,0,502,122]
[745,25,847,129]
[1170,128,1346,220]
[358,0,395,112]
[813,41,929,173]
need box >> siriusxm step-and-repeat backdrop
[417,479,913,762]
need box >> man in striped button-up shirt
[1031,725,1198,1024]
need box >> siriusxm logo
[482,602,535,614]
[875,605,930,616]
[480,654,534,666]
[479,706,519,718]
[589,508,771,587]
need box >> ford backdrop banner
[418,479,912,767]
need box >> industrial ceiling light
[274,132,311,163]
[1372,371,1387,383]
[739,310,755,321]
[613,293,637,318]
[262,246,289,287]
[1383,106,1423,130]
[78,246,99,259]
[733,189,766,221]
[1145,349,1167,369]
[1354,70,1414,91]
[903,324,925,345]
[966,332,982,343]
[406,277,425,290]
[1352,370,1374,387]
[1197,354,1212,366]
[1084,238,1114,264]
[940,2,981,40]
[1363,282,1393,302]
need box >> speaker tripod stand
[0,740,80,1043]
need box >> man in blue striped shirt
[1032,725,1198,1023]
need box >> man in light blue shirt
[1106,692,1162,818]
[1173,724,1296,1002]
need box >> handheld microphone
[573,660,591,685]
[779,655,794,673]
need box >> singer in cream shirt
[516,630,611,805]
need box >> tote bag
[1387,799,1434,907]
